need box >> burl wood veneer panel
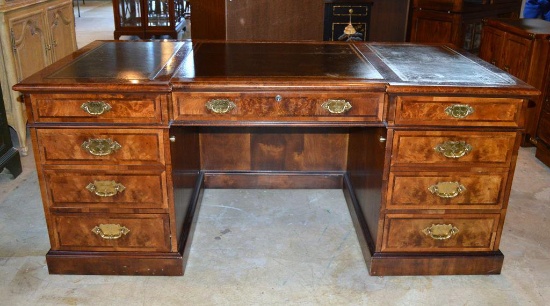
[36,128,166,166]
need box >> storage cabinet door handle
[92,224,130,240]
[81,138,122,156]
[422,224,459,240]
[86,180,126,197]
[205,99,236,114]
[321,99,352,114]
[428,181,466,198]
[445,104,474,119]
[81,101,112,116]
[434,141,472,158]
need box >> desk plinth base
[45,251,184,276]
[366,252,504,276]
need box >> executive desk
[14,41,539,276]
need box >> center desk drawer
[29,93,168,124]
[394,96,523,127]
[52,213,171,252]
[43,169,169,211]
[381,214,500,252]
[36,129,166,165]
[173,92,384,122]
[391,130,517,167]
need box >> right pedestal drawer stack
[375,95,525,275]
[478,18,550,166]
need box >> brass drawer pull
[205,99,236,114]
[422,224,459,240]
[322,99,352,114]
[81,101,112,116]
[445,104,474,119]
[434,141,472,159]
[81,138,122,156]
[428,181,466,198]
[92,224,130,240]
[86,180,126,197]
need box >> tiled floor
[1,2,550,305]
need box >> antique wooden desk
[14,41,539,276]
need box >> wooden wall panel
[200,128,348,171]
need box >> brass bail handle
[322,99,352,114]
[81,101,112,116]
[434,140,472,159]
[86,180,126,197]
[206,99,236,114]
[422,224,459,240]
[428,181,466,198]
[92,224,130,240]
[81,138,122,156]
[445,104,474,119]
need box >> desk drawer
[394,96,523,127]
[30,93,168,124]
[173,92,384,122]
[381,214,500,252]
[36,128,166,165]
[52,213,171,252]
[390,130,517,167]
[43,169,168,211]
[386,171,508,210]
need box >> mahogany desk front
[14,41,538,276]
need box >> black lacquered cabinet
[324,0,373,41]
[0,85,22,179]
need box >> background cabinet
[191,0,410,42]
[409,0,522,52]
[323,1,373,41]
[478,18,550,165]
[112,0,187,39]
[0,0,77,155]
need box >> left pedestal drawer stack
[25,92,183,275]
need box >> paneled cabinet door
[500,34,533,80]
[480,27,533,80]
[479,26,505,67]
[8,10,51,82]
[47,1,77,60]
